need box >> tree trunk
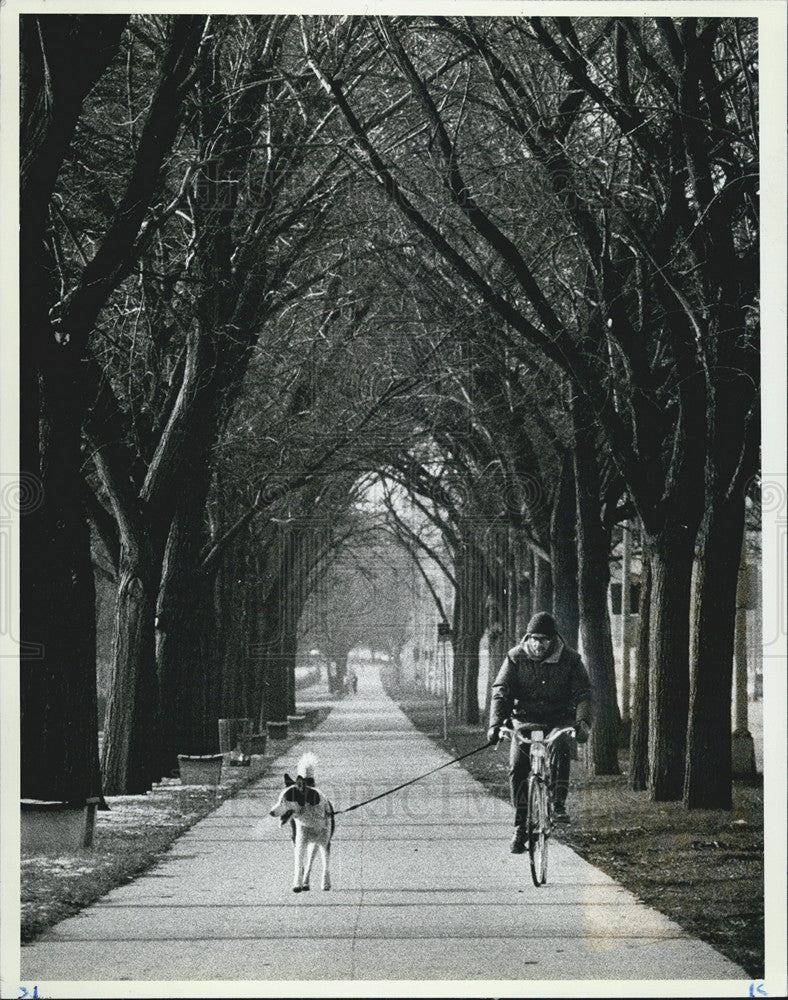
[156,570,218,762]
[629,537,651,790]
[285,626,298,716]
[683,490,745,809]
[485,548,509,719]
[550,451,579,647]
[682,368,758,810]
[506,543,519,644]
[261,568,301,721]
[646,521,695,800]
[101,538,162,793]
[218,547,247,717]
[533,554,553,618]
[19,461,102,802]
[248,573,269,728]
[682,276,758,803]
[234,568,257,722]
[512,534,532,638]
[620,520,633,723]
[451,531,486,724]
[573,395,620,775]
[265,644,290,721]
[199,586,222,747]
[253,557,291,721]
[335,646,350,695]
[156,465,218,767]
[255,578,274,733]
[486,624,506,720]
[452,629,483,724]
[21,354,106,803]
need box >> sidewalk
[21,666,747,985]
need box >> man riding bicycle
[487,612,593,853]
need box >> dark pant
[509,722,572,827]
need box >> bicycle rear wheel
[528,777,548,886]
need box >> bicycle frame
[502,724,576,793]
[498,724,576,886]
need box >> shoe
[510,826,527,854]
[553,803,570,824]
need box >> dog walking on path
[269,752,334,892]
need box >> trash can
[178,754,224,785]
[267,720,289,740]
[21,798,101,851]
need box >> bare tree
[303,15,758,804]
[19,14,201,802]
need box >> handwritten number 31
[18,989,40,999]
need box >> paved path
[22,667,746,984]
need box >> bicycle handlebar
[497,724,576,746]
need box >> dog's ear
[284,773,295,786]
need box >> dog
[269,752,334,892]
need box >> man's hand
[575,720,591,744]
[487,725,501,745]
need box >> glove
[487,725,501,745]
[575,720,591,744]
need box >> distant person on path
[487,611,593,853]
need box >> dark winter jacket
[489,638,593,729]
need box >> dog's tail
[297,752,318,781]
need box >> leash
[333,739,496,815]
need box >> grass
[382,674,764,979]
[21,709,331,944]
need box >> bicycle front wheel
[528,777,549,886]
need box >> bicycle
[497,723,576,886]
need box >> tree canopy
[18,13,764,811]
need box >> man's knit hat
[525,611,557,637]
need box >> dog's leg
[293,828,304,892]
[320,842,331,891]
[302,841,317,891]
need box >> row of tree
[20,14,759,810]
[298,15,759,809]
